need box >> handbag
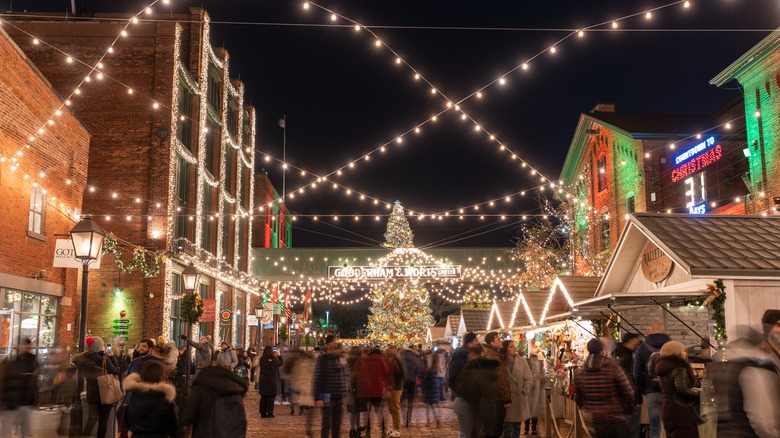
[96,357,123,405]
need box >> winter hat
[85,336,104,352]
[761,309,780,334]
[586,338,603,354]
[660,340,685,357]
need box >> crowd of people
[0,308,777,438]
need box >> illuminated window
[600,217,610,251]
[176,81,195,151]
[207,64,221,112]
[169,274,185,345]
[28,187,45,235]
[597,155,608,192]
[174,157,190,241]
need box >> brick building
[0,27,90,357]
[253,172,292,249]
[7,8,261,349]
[559,103,748,273]
[712,27,780,214]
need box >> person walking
[432,341,451,400]
[346,346,367,437]
[454,345,499,438]
[633,322,671,438]
[258,346,283,418]
[574,339,635,437]
[73,336,120,438]
[422,349,443,428]
[399,345,423,428]
[290,349,317,436]
[0,337,38,437]
[614,333,642,438]
[525,340,546,435]
[217,341,238,371]
[180,335,213,375]
[448,332,480,438]
[314,335,350,438]
[383,345,405,437]
[355,347,389,437]
[482,332,512,438]
[123,361,178,438]
[180,353,248,438]
[654,341,700,438]
[501,340,532,438]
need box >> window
[207,64,221,112]
[174,156,191,241]
[227,99,238,139]
[202,183,216,253]
[234,290,244,347]
[204,120,218,177]
[169,274,185,346]
[221,201,234,264]
[1,290,58,359]
[597,155,608,192]
[240,166,250,211]
[218,290,231,344]
[177,82,195,151]
[225,147,236,195]
[197,283,213,342]
[626,194,635,214]
[28,187,45,235]
[237,219,247,271]
[600,217,610,251]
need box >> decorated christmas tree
[368,202,434,344]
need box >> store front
[0,287,60,360]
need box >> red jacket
[355,353,388,398]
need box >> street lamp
[70,217,106,352]
[181,264,201,395]
[255,304,270,353]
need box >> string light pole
[181,264,202,397]
[69,216,106,352]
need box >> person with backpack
[654,341,700,438]
[180,352,248,438]
[633,322,671,438]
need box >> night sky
[6,0,780,247]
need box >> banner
[53,239,101,269]
[201,299,217,322]
[327,265,462,281]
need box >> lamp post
[69,217,106,353]
[181,264,201,395]
[254,304,270,354]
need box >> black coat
[656,355,700,438]
[0,352,38,408]
[124,373,178,438]
[258,355,283,396]
[73,351,119,405]
[180,365,248,438]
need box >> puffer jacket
[355,352,388,399]
[655,354,700,438]
[217,348,238,370]
[574,354,634,424]
[482,343,511,403]
[180,365,248,438]
[124,373,178,438]
[186,340,213,370]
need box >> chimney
[590,103,616,113]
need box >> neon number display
[671,144,722,182]
[685,173,706,213]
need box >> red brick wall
[0,28,90,351]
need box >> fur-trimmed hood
[124,372,176,402]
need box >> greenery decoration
[102,234,165,278]
[181,292,204,324]
[704,279,727,341]
[279,323,289,342]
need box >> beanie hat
[157,336,166,346]
[761,309,780,334]
[660,340,685,357]
[586,338,603,354]
[85,336,104,352]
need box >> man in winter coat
[181,354,248,438]
[181,335,213,374]
[614,332,642,437]
[398,345,423,427]
[217,341,238,371]
[448,332,480,438]
[126,339,162,376]
[454,346,499,438]
[482,332,512,438]
[314,335,350,438]
[0,338,38,437]
[575,339,635,437]
[355,347,389,436]
[632,322,670,438]
[384,345,405,437]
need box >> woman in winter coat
[258,346,284,417]
[290,350,316,435]
[655,341,701,438]
[180,356,248,438]
[73,336,120,438]
[524,343,546,435]
[501,340,533,438]
[124,361,178,438]
[422,351,443,427]
[355,348,389,434]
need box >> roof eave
[710,28,780,87]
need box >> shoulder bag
[97,357,123,405]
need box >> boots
[523,419,530,435]
[531,417,538,435]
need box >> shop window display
[0,289,58,360]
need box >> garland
[102,234,166,278]
[704,279,727,341]
[181,292,204,324]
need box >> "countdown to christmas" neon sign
[671,144,722,182]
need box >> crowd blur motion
[0,309,777,438]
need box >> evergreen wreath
[181,292,204,324]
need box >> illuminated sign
[674,136,715,165]
[671,145,722,182]
[685,173,707,209]
[328,265,462,281]
[688,203,707,214]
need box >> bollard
[545,387,553,438]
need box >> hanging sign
[220,309,233,321]
[641,243,674,283]
[53,239,101,269]
[327,265,462,281]
[201,299,217,322]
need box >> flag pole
[282,115,286,200]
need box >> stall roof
[600,213,780,295]
[461,309,492,333]
[488,300,517,330]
